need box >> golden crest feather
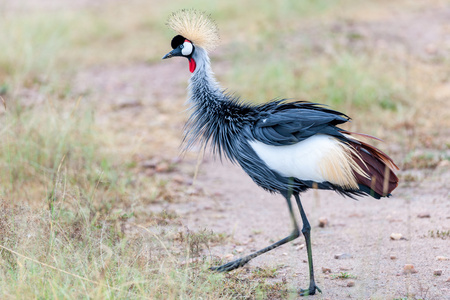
[167,9,220,51]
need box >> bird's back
[205,99,398,199]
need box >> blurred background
[0,0,449,298]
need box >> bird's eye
[181,41,193,56]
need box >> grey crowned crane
[162,10,398,296]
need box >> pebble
[446,277,450,282]
[348,213,364,218]
[186,186,203,195]
[295,244,305,250]
[417,212,431,218]
[225,254,234,260]
[322,267,331,274]
[140,158,160,168]
[425,43,437,54]
[236,247,244,253]
[172,175,185,184]
[347,280,355,287]
[437,160,450,169]
[433,269,443,276]
[318,217,328,228]
[390,255,397,260]
[403,264,418,274]
[115,98,142,109]
[334,253,353,259]
[390,233,403,240]
[155,162,170,173]
[436,256,449,261]
[144,169,155,176]
[283,252,288,256]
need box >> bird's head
[162,9,219,73]
[163,35,196,73]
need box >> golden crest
[167,9,220,51]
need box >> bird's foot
[209,257,249,272]
[299,284,322,296]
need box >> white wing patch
[249,135,368,189]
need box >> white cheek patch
[181,41,193,56]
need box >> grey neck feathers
[188,47,223,105]
[183,47,236,158]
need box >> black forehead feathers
[171,35,186,49]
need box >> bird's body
[163,10,398,296]
[185,47,397,198]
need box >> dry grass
[0,0,449,298]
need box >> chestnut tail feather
[350,140,398,198]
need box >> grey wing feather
[250,102,350,146]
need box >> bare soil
[183,155,450,299]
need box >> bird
[162,9,398,296]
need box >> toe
[299,284,321,296]
[210,258,245,273]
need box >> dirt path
[181,154,449,299]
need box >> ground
[1,0,449,299]
[183,155,450,299]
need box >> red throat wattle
[188,58,196,73]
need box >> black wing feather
[250,101,350,146]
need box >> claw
[299,284,322,296]
[210,258,248,272]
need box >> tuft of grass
[0,99,120,203]
[176,228,229,257]
[403,150,447,170]
[250,266,279,279]
[223,271,291,300]
[428,230,450,240]
[0,202,284,299]
[331,272,357,279]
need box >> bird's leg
[294,194,322,296]
[210,192,300,272]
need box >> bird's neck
[184,47,244,159]
[188,47,223,106]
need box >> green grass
[0,100,107,198]
[0,96,277,298]
[0,13,72,87]
[0,0,358,91]
[0,202,280,298]
[226,47,409,113]
[331,272,357,280]
[428,230,450,239]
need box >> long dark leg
[294,193,322,296]
[210,192,300,272]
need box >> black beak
[162,47,183,60]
